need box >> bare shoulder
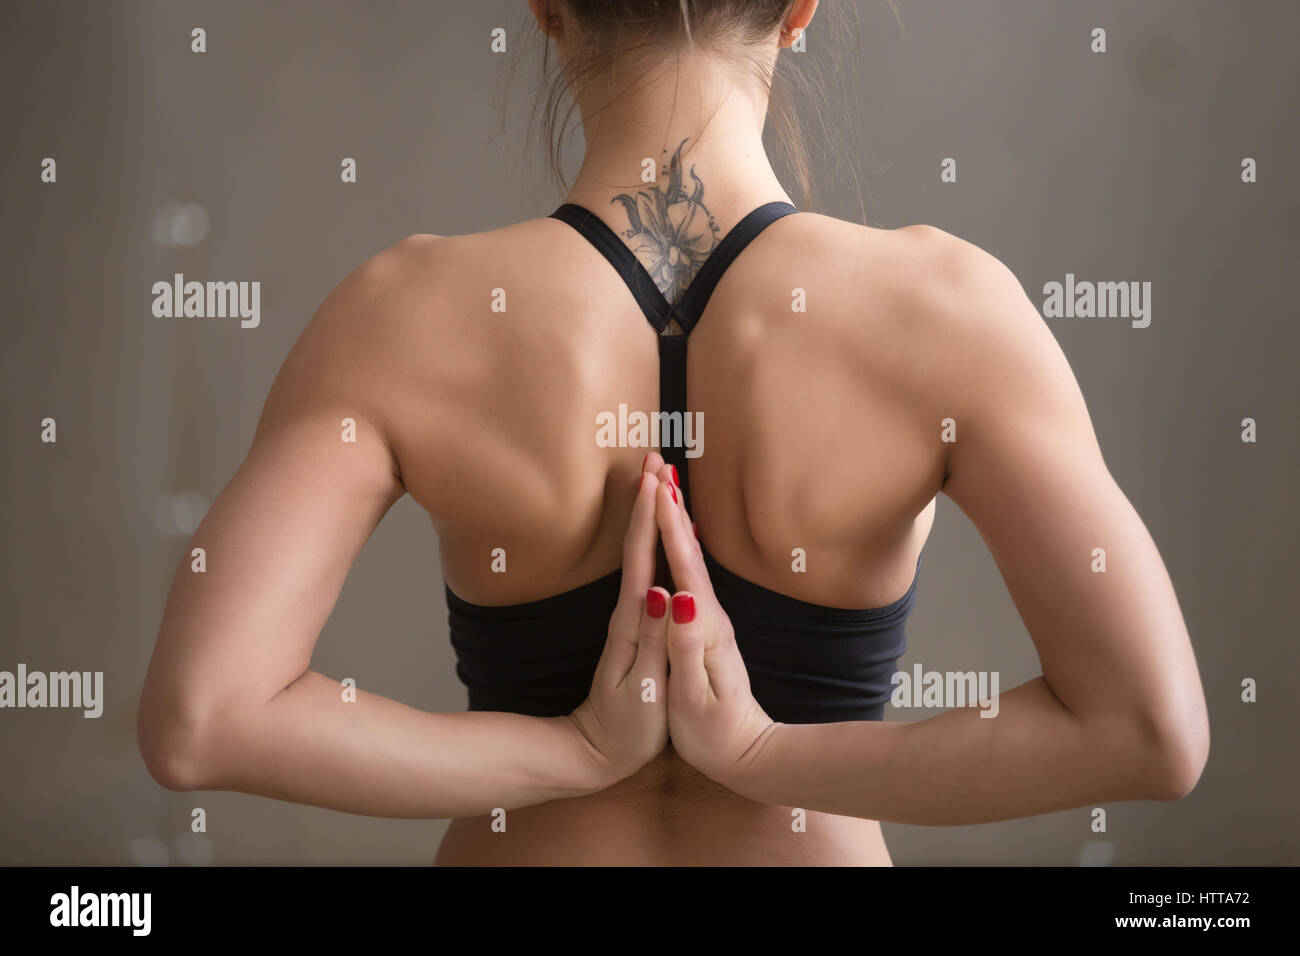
[255,233,454,446]
[870,223,1100,481]
[302,221,544,342]
[847,221,1034,340]
[257,218,569,465]
[850,221,1084,411]
[778,214,1027,335]
[785,216,1100,484]
[267,223,536,391]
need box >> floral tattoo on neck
[611,140,720,305]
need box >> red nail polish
[642,453,649,472]
[668,483,677,503]
[670,464,679,486]
[646,589,666,618]
[672,593,696,624]
[692,522,698,538]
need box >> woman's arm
[666,231,1210,825]
[137,240,610,818]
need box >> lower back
[434,745,892,865]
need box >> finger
[642,451,665,475]
[655,481,715,601]
[670,591,747,698]
[665,591,711,705]
[653,459,694,547]
[617,472,661,606]
[657,462,702,551]
[658,463,694,542]
[627,585,671,693]
[598,474,661,687]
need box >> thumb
[665,592,711,705]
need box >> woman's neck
[561,55,793,298]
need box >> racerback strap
[549,200,799,514]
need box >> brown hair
[508,1,901,218]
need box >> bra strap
[673,201,798,333]
[550,199,800,520]
[550,203,673,331]
[659,332,691,509]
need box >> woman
[137,0,1209,865]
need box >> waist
[434,743,890,865]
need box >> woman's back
[137,1,1206,867]
[383,205,940,613]
[315,197,942,864]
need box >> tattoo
[610,140,720,307]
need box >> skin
[137,0,1209,865]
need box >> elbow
[1132,700,1210,802]
[136,687,217,792]
[1149,727,1209,801]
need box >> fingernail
[692,522,698,538]
[672,593,696,624]
[670,464,679,486]
[668,483,678,503]
[646,589,666,618]
[642,453,649,471]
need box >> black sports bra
[445,201,923,725]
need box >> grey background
[1,0,1295,865]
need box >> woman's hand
[566,469,672,788]
[642,454,778,791]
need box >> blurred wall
[0,0,1295,864]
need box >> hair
[508,0,902,218]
